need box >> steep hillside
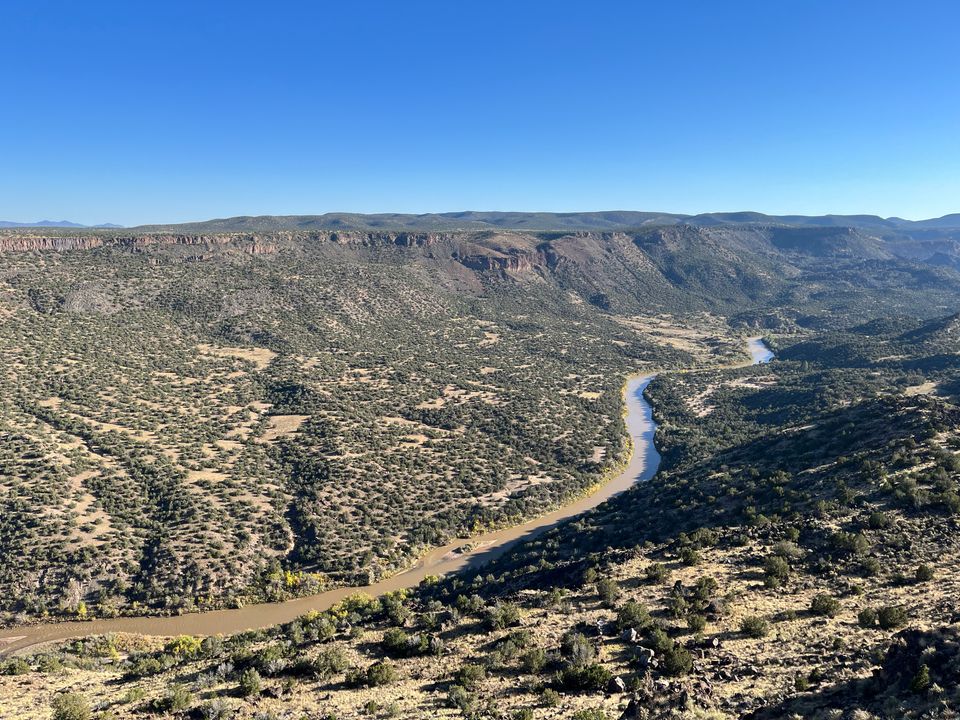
[1,226,960,718]
[1,230,736,622]
[6,323,960,719]
[2,224,958,319]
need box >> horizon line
[4,207,960,229]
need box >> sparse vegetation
[4,226,960,719]
[51,693,91,720]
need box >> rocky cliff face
[0,234,110,252]
[0,229,547,273]
[4,226,956,319]
[0,232,279,255]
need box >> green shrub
[447,685,479,714]
[557,662,612,691]
[455,663,487,690]
[690,528,718,547]
[2,658,30,675]
[311,645,349,679]
[122,686,146,704]
[157,684,192,712]
[679,547,701,566]
[486,602,521,630]
[916,564,934,582]
[644,563,670,584]
[667,593,689,619]
[772,540,802,560]
[125,655,165,678]
[572,710,610,720]
[860,557,881,577]
[740,616,769,638]
[616,600,651,631]
[455,594,486,615]
[383,593,410,625]
[51,693,91,720]
[520,647,547,674]
[382,627,436,657]
[662,643,693,676]
[365,660,398,686]
[493,629,531,663]
[810,594,841,617]
[692,576,719,601]
[541,688,561,707]
[857,608,877,628]
[38,654,65,674]
[199,698,234,720]
[646,627,673,654]
[200,636,224,657]
[945,491,960,514]
[878,605,907,629]
[596,577,621,607]
[544,588,566,608]
[250,643,287,676]
[910,664,931,693]
[831,531,870,556]
[381,627,409,655]
[687,614,707,633]
[763,555,790,587]
[560,631,595,667]
[237,668,262,697]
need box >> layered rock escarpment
[0,232,278,255]
[1,223,893,315]
[0,229,551,275]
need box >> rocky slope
[6,321,960,719]
[3,224,959,321]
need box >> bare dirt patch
[478,331,501,347]
[262,414,310,442]
[197,343,277,370]
[904,381,938,396]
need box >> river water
[747,336,775,364]
[0,340,772,655]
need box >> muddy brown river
[0,339,772,655]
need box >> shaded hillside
[1,230,730,621]
[453,324,960,593]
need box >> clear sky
[2,0,958,226]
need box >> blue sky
[1,0,958,226]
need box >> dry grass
[197,343,277,371]
[260,414,310,442]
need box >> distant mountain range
[129,211,960,233]
[5,211,960,234]
[0,220,123,229]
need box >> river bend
[0,338,772,654]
